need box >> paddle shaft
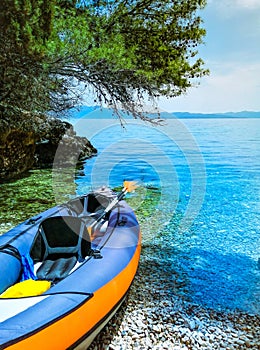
[89,187,128,228]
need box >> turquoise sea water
[1,114,259,314]
[68,115,260,314]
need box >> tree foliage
[0,0,55,118]
[0,0,209,121]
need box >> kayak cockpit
[30,216,92,283]
[0,189,119,297]
[66,190,115,219]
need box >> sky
[158,0,260,113]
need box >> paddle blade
[87,226,92,236]
[123,181,138,193]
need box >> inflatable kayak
[0,183,141,349]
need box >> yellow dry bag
[0,279,51,298]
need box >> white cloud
[235,0,260,9]
[206,0,260,20]
[163,1,260,113]
[158,62,260,113]
[208,0,260,10]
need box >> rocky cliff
[0,113,97,180]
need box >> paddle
[88,181,138,232]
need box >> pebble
[87,235,260,350]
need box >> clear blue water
[69,115,260,314]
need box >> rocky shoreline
[0,112,97,180]
[88,218,260,350]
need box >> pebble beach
[89,215,260,350]
[89,256,260,350]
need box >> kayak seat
[36,256,77,281]
[68,193,111,217]
[30,216,91,282]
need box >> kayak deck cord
[0,291,94,300]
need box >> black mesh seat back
[68,197,87,215]
[86,193,110,213]
[68,192,113,216]
[42,217,81,248]
[30,232,45,263]
[30,216,91,263]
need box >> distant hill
[168,111,260,119]
[68,106,260,119]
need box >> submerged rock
[0,112,97,180]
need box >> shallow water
[1,115,259,314]
[0,169,76,234]
[73,116,260,314]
